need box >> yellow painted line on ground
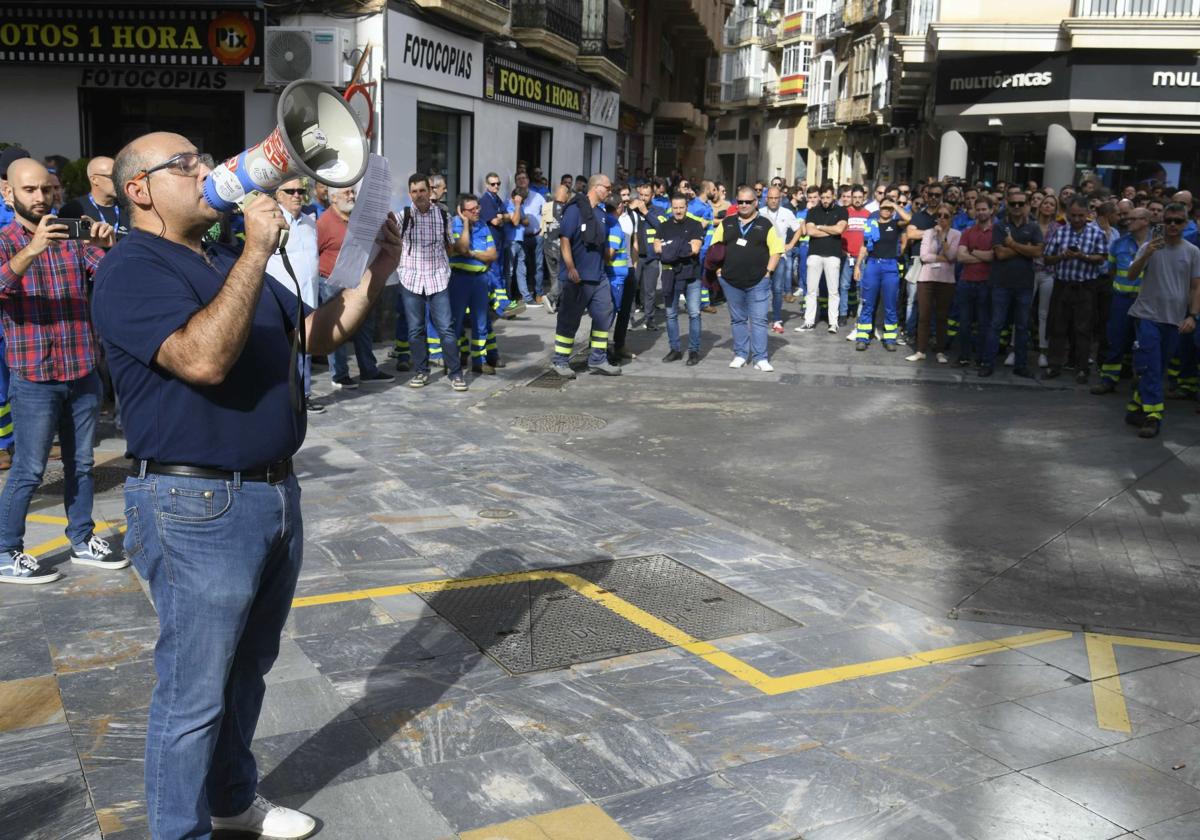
[292,568,1074,697]
[1085,633,1132,733]
[27,519,126,559]
[459,802,633,840]
[27,513,69,525]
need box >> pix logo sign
[208,13,256,66]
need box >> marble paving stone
[404,743,586,833]
[778,624,911,669]
[309,526,420,566]
[934,701,1105,771]
[604,773,797,840]
[720,746,944,835]
[37,591,157,639]
[1022,747,1200,831]
[1139,810,1200,839]
[282,597,393,639]
[359,695,526,769]
[0,673,66,732]
[648,696,820,772]
[322,657,477,718]
[580,659,758,721]
[264,637,323,685]
[74,708,147,773]
[733,680,913,744]
[0,602,53,680]
[254,718,408,800]
[294,621,446,674]
[457,802,635,840]
[1020,635,1199,681]
[48,624,159,675]
[853,663,1010,721]
[84,761,147,837]
[934,652,1082,702]
[483,680,638,744]
[831,718,1012,797]
[1015,681,1187,746]
[537,720,708,799]
[1113,724,1200,791]
[255,674,355,739]
[371,592,440,622]
[0,723,80,790]
[0,771,102,840]
[277,770,456,840]
[57,660,155,724]
[1096,663,1200,723]
[804,771,1124,840]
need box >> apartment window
[783,44,811,77]
[785,0,803,12]
[851,38,873,96]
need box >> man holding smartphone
[0,158,121,583]
[1043,196,1110,383]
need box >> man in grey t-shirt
[1124,201,1200,438]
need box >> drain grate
[511,414,608,434]
[418,554,795,674]
[525,370,570,390]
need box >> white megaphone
[203,79,368,218]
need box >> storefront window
[417,104,469,203]
[80,89,244,159]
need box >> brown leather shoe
[0,448,11,471]
[702,305,718,314]
[783,294,797,303]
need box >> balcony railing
[580,0,631,71]
[705,81,723,108]
[836,94,871,123]
[842,0,882,26]
[512,0,583,44]
[808,101,835,128]
[905,0,939,34]
[1073,0,1199,13]
[761,27,779,47]
[722,76,764,102]
[724,15,761,46]
[815,3,846,39]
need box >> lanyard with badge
[736,219,754,247]
[88,194,119,229]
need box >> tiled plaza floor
[4,299,1200,839]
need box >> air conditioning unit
[264,27,351,87]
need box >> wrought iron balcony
[724,14,761,46]
[1073,0,1199,12]
[512,0,583,63]
[722,76,764,103]
[579,0,630,84]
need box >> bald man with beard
[60,155,124,240]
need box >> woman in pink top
[908,206,961,363]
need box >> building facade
[706,0,816,187]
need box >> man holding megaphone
[91,126,398,840]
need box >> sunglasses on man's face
[1008,201,1026,207]
[1164,218,1187,225]
[937,213,952,220]
[487,181,500,187]
[736,199,755,205]
[278,188,306,196]
[928,192,943,198]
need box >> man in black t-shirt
[980,189,1044,377]
[656,194,705,364]
[58,156,126,242]
[801,185,848,332]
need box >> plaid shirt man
[0,221,101,381]
[397,205,453,295]
[1044,221,1109,283]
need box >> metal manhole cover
[526,370,570,390]
[511,414,607,434]
[419,553,795,674]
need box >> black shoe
[957,357,971,367]
[686,351,700,366]
[1075,370,1089,385]
[304,396,326,414]
[978,366,994,378]
[883,342,896,352]
[1013,367,1033,379]
[331,374,358,390]
[1091,380,1116,395]
[662,350,683,363]
[360,369,395,385]
[1125,410,1143,427]
[643,321,659,331]
[1139,418,1161,438]
[855,342,868,352]
[393,360,411,373]
[1043,367,1061,380]
[837,316,847,327]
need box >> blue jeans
[0,371,101,552]
[525,234,544,300]
[663,271,702,353]
[508,240,533,302]
[319,279,379,380]
[770,253,792,323]
[839,256,856,317]
[400,284,462,376]
[984,286,1033,368]
[857,257,900,345]
[124,471,302,840]
[954,281,992,362]
[721,276,771,362]
[0,334,11,448]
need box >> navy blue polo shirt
[558,200,606,283]
[91,229,308,471]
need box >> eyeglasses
[278,188,306,196]
[736,199,755,205]
[1008,201,1026,207]
[928,192,943,198]
[936,213,952,220]
[1164,218,1187,225]
[132,151,214,182]
[463,205,480,213]
[487,180,500,187]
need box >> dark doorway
[516,123,550,176]
[80,89,245,160]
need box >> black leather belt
[130,458,293,485]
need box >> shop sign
[936,54,1069,105]
[1071,54,1200,102]
[386,11,482,99]
[484,53,589,121]
[80,68,230,89]
[0,6,261,68]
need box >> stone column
[1043,123,1076,191]
[937,130,968,181]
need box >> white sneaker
[71,535,130,570]
[936,353,949,364]
[1038,353,1048,368]
[905,351,926,362]
[846,330,858,341]
[827,324,838,334]
[1004,351,1015,367]
[729,357,747,369]
[210,794,316,839]
[753,360,774,372]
